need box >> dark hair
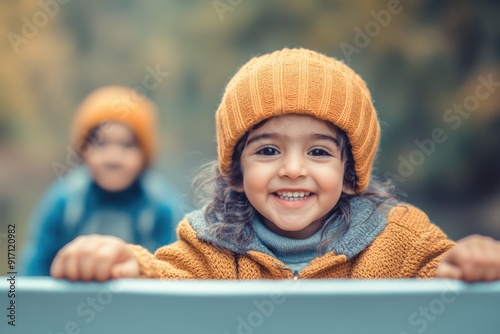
[78,121,140,154]
[193,118,398,253]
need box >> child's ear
[232,182,245,193]
[342,183,356,195]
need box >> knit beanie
[70,86,158,164]
[216,48,380,193]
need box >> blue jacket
[21,166,187,276]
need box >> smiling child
[50,49,500,282]
[22,86,183,275]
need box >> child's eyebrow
[246,132,339,146]
[311,133,340,146]
[246,133,278,146]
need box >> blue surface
[1,277,499,333]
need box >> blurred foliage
[0,0,499,274]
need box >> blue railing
[1,277,499,333]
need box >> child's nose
[102,145,124,162]
[278,153,307,179]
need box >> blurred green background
[1,0,499,275]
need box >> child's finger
[80,256,96,281]
[64,249,84,281]
[482,267,500,281]
[51,242,79,280]
[111,259,139,278]
[435,262,462,280]
[94,260,113,282]
[460,263,485,282]
[50,252,65,278]
[481,242,500,281]
[77,242,102,281]
[93,244,124,281]
[479,250,500,281]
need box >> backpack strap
[62,167,91,234]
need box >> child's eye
[123,142,137,149]
[256,147,280,156]
[309,148,332,157]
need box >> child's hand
[50,235,139,281]
[436,235,500,282]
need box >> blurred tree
[0,0,499,275]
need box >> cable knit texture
[125,49,454,279]
[127,204,455,279]
[215,48,379,192]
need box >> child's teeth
[276,191,311,201]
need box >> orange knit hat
[216,48,380,193]
[70,86,158,164]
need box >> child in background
[23,86,185,276]
[51,49,500,282]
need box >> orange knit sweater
[129,205,455,279]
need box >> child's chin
[98,181,131,192]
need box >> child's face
[240,114,352,239]
[83,122,145,192]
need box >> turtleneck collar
[251,217,322,271]
[89,177,143,204]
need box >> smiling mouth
[274,191,312,201]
